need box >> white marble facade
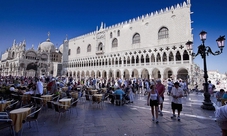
[0,34,62,77]
[60,1,194,82]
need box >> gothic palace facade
[60,0,193,82]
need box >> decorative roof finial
[13,39,16,46]
[66,34,68,40]
[47,31,51,42]
[100,22,103,30]
[187,0,191,4]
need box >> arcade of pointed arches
[63,44,190,81]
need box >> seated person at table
[24,87,35,95]
[221,90,227,106]
[223,91,227,99]
[9,85,16,92]
[66,83,72,97]
[113,85,125,105]
[47,79,58,94]
[216,89,225,102]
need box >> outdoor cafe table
[101,88,107,93]
[0,100,10,112]
[41,95,53,105]
[10,108,31,133]
[21,94,31,105]
[62,87,68,92]
[59,98,71,109]
[93,94,103,103]
[70,92,78,99]
[87,87,93,91]
[89,90,98,95]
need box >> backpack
[47,81,53,91]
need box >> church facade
[60,0,194,82]
[0,35,62,77]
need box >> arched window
[98,43,103,51]
[156,53,161,62]
[112,38,118,48]
[87,44,91,52]
[158,27,169,39]
[183,50,189,60]
[12,52,15,58]
[68,49,71,55]
[176,51,181,61]
[132,33,140,44]
[77,47,80,54]
[117,30,120,36]
[110,32,113,38]
[169,52,174,61]
[163,52,167,62]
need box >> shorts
[150,99,158,107]
[171,102,182,111]
[168,87,172,92]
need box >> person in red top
[156,79,165,116]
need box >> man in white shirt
[208,81,215,97]
[35,78,43,96]
[171,82,184,121]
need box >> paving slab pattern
[0,92,222,136]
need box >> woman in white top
[147,83,159,123]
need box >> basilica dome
[59,44,63,53]
[38,38,55,53]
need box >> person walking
[171,82,184,121]
[156,79,165,116]
[144,79,150,96]
[147,83,159,123]
[167,79,173,95]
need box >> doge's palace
[59,0,194,82]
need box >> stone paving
[0,91,222,136]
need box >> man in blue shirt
[114,85,125,105]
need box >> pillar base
[201,101,215,111]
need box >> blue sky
[0,0,226,73]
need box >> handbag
[159,96,163,103]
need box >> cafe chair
[21,106,42,135]
[70,99,79,115]
[101,94,109,107]
[21,94,32,106]
[21,102,34,109]
[0,112,9,119]
[52,94,60,102]
[53,103,69,123]
[47,101,54,109]
[222,99,227,106]
[10,93,21,101]
[0,118,15,136]
[114,95,122,106]
[4,100,19,113]
[31,97,43,108]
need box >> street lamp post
[186,31,225,110]
[35,59,40,78]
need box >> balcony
[96,50,104,55]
